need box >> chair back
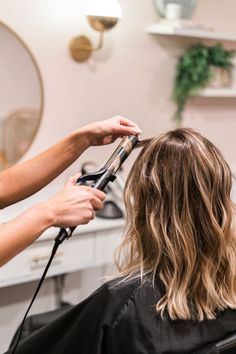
[216,331,236,353]
[193,331,236,354]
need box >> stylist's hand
[45,174,106,228]
[80,116,142,146]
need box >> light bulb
[84,0,123,19]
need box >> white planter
[208,67,233,88]
[153,0,197,19]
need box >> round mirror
[153,0,197,19]
[0,22,43,171]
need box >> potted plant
[172,43,235,122]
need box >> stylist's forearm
[0,203,55,266]
[0,130,88,208]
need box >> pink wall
[0,0,236,176]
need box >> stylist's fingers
[102,127,141,145]
[119,117,139,128]
[90,196,104,210]
[73,185,106,209]
[116,124,142,136]
[113,116,142,136]
[102,122,142,144]
[89,187,106,202]
[86,187,106,210]
[64,173,81,188]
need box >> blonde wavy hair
[115,128,236,321]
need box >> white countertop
[39,217,125,241]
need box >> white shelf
[196,88,236,97]
[146,23,236,98]
[146,24,236,42]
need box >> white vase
[165,3,183,20]
[208,67,233,88]
[153,0,197,19]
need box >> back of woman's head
[116,128,236,321]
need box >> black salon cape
[5,278,236,354]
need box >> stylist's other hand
[80,116,142,146]
[45,174,106,228]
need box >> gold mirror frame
[0,21,44,170]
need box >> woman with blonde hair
[7,128,236,354]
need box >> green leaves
[172,43,235,122]
[208,44,235,69]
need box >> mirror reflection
[0,22,43,171]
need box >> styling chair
[8,302,72,349]
[194,331,236,354]
[8,275,72,350]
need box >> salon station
[1,0,236,352]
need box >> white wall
[0,0,236,351]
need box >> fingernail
[133,128,142,134]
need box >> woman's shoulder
[100,276,159,302]
[87,276,154,311]
[104,276,140,294]
[95,276,161,321]
[91,276,141,309]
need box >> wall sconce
[70,0,123,62]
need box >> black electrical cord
[11,237,62,354]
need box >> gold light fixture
[70,0,123,62]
